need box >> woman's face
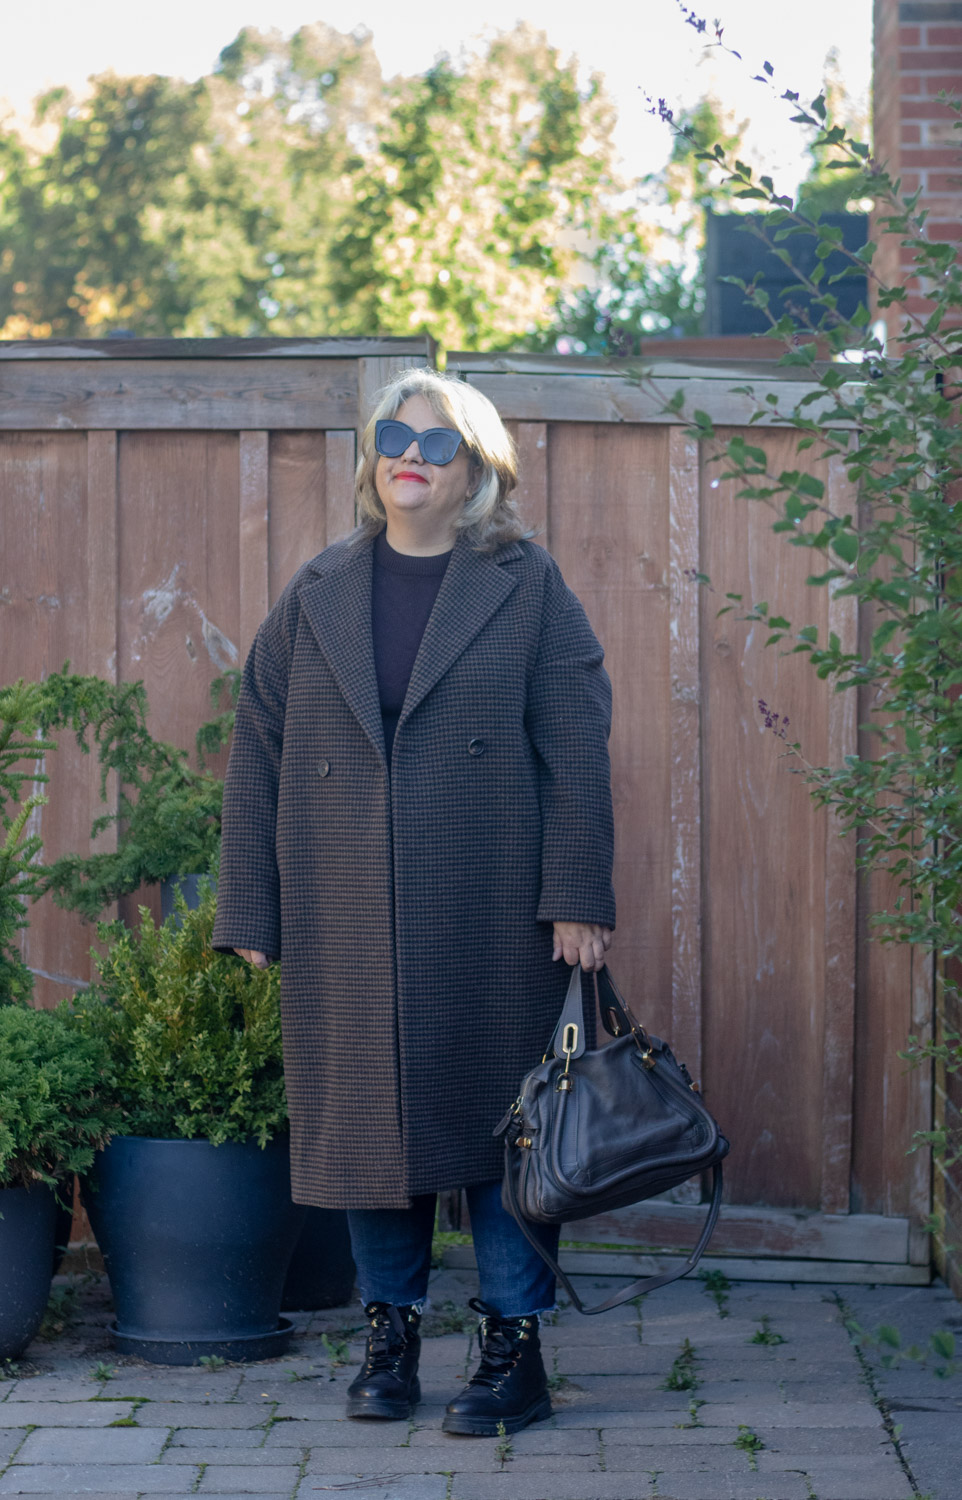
[374,394,476,548]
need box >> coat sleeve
[524,555,616,930]
[211,583,297,960]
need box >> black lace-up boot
[346,1301,422,1419]
[442,1298,551,1436]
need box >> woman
[213,368,614,1436]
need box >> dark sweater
[372,530,452,763]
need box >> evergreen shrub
[0,1005,118,1190]
[71,881,287,1147]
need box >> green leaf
[831,531,859,565]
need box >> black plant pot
[0,1183,57,1361]
[282,1207,356,1311]
[83,1135,306,1365]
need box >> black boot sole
[346,1376,421,1420]
[441,1391,552,1436]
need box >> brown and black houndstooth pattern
[212,531,615,1209]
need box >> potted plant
[0,1005,117,1360]
[72,878,305,1364]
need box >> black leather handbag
[497,965,729,1314]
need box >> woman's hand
[235,948,270,970]
[551,922,612,972]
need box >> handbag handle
[503,1148,724,1315]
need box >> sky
[1,0,873,192]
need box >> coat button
[467,737,485,756]
[316,760,331,778]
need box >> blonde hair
[354,368,526,553]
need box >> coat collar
[296,532,521,760]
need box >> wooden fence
[0,340,932,1279]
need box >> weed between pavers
[198,1354,226,1372]
[662,1337,699,1392]
[673,1396,706,1428]
[700,1269,731,1318]
[734,1425,764,1471]
[494,1418,512,1467]
[89,1361,114,1382]
[750,1315,786,1346]
[320,1333,350,1376]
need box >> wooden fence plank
[268,433,327,609]
[85,431,119,917]
[546,424,674,1038]
[820,452,860,1214]
[239,432,270,659]
[325,430,358,544]
[463,372,856,429]
[513,422,548,545]
[0,360,357,430]
[701,429,835,1210]
[0,337,434,361]
[668,428,703,1094]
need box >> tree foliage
[531,95,746,354]
[0,24,620,347]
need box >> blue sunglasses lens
[375,420,462,465]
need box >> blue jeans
[346,1180,559,1319]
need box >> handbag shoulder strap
[502,1151,725,1315]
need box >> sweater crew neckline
[374,530,453,576]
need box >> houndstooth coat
[212,531,615,1209]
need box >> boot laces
[467,1298,534,1391]
[362,1302,413,1376]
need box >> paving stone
[162,1446,304,1466]
[135,1402,273,1429]
[196,1466,301,1493]
[305,1447,503,1475]
[650,1475,810,1500]
[263,1419,405,1448]
[0,1465,199,1493]
[448,1475,655,1499]
[754,1427,897,1456]
[15,1426,168,1464]
[169,1428,268,1449]
[473,1427,600,1455]
[306,1480,448,1500]
[602,1425,741,1445]
[0,1402,137,1428]
[1,1378,105,1402]
[498,1454,604,1472]
[696,1400,883,1428]
[0,1433,23,1467]
[105,1373,242,1401]
[793,1480,915,1500]
[605,1443,750,1472]
[551,1407,693,1428]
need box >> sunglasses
[375,419,464,466]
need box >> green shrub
[71,880,287,1146]
[35,669,238,921]
[0,1005,119,1189]
[0,681,54,1005]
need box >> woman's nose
[400,439,423,462]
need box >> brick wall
[873,0,962,334]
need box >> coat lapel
[399,536,520,730]
[297,540,386,762]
